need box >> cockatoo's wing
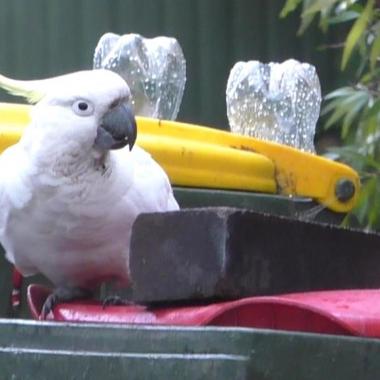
[0,144,36,268]
[124,146,179,212]
[0,162,10,257]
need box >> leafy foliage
[281,0,380,230]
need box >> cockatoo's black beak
[95,103,137,151]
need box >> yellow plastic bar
[0,103,360,212]
[138,117,360,212]
[139,134,275,192]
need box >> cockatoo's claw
[102,295,135,309]
[40,286,93,320]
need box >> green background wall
[0,0,344,129]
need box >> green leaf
[324,90,369,130]
[368,177,380,227]
[341,0,375,70]
[324,86,355,100]
[330,145,380,171]
[363,113,379,137]
[280,0,303,18]
[365,98,380,119]
[328,10,360,24]
[298,12,317,34]
[297,0,335,34]
[350,3,364,13]
[321,98,343,116]
[370,19,380,34]
[361,155,380,170]
[360,67,380,83]
[302,0,339,16]
[320,6,334,32]
[325,106,351,129]
[341,95,369,138]
[355,194,369,225]
[355,194,369,224]
[355,41,371,77]
[341,97,367,138]
[353,176,376,225]
[370,33,380,70]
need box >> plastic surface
[227,59,321,152]
[94,33,186,120]
[0,102,359,212]
[5,318,380,379]
[28,285,380,338]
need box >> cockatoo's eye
[72,100,94,116]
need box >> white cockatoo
[0,69,179,317]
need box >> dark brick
[129,208,380,303]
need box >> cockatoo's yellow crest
[0,73,47,103]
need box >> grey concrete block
[129,207,380,303]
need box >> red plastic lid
[27,285,380,337]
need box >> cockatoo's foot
[102,295,135,308]
[41,286,93,320]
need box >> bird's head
[0,69,137,153]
